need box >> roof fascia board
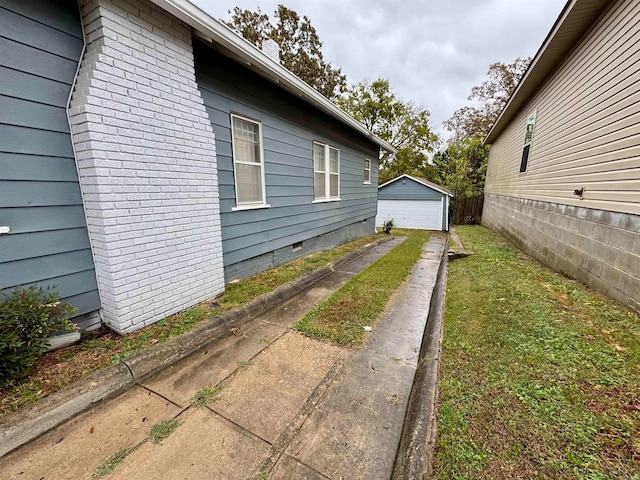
[484,0,609,144]
[407,175,453,196]
[149,0,396,154]
[378,174,410,189]
[378,174,452,196]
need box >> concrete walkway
[2,234,447,480]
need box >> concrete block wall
[225,218,376,282]
[69,0,225,333]
[483,194,640,312]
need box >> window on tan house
[231,114,267,207]
[313,141,340,201]
[520,111,536,173]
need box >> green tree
[433,135,489,198]
[225,6,346,99]
[337,78,439,184]
[444,57,531,140]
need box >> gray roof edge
[148,0,396,153]
[484,0,610,144]
[378,174,453,196]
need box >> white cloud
[192,0,566,138]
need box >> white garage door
[376,200,443,230]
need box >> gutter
[148,0,397,154]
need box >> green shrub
[0,286,76,387]
[382,218,395,234]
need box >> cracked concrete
[1,234,447,480]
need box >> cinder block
[622,214,640,233]
[482,195,638,312]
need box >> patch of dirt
[579,382,639,413]
[578,382,640,467]
[0,329,120,417]
[457,350,470,362]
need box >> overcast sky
[192,0,566,139]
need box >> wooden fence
[452,195,484,225]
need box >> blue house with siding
[0,0,393,333]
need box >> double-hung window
[313,142,340,201]
[364,159,371,184]
[231,114,267,208]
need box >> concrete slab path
[1,234,447,480]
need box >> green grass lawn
[434,225,640,479]
[295,229,431,345]
[0,234,382,417]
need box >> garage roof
[379,174,453,197]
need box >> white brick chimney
[69,0,225,333]
[261,38,280,63]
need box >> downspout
[65,0,104,329]
[445,195,450,231]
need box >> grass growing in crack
[237,360,251,368]
[149,418,181,444]
[0,234,382,418]
[190,385,222,407]
[295,230,431,345]
[92,418,181,477]
[93,445,140,479]
[433,225,640,480]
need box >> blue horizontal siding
[0,0,100,317]
[378,177,445,201]
[0,124,75,157]
[0,66,71,107]
[194,41,380,268]
[0,180,83,207]
[0,153,80,181]
[0,37,79,84]
[0,228,91,263]
[0,0,83,38]
[1,206,90,234]
[66,290,101,316]
[0,5,83,60]
[1,250,96,288]
[0,95,70,133]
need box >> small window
[231,114,266,206]
[364,159,371,184]
[520,111,536,173]
[313,142,340,201]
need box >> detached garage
[376,175,452,231]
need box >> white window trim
[519,110,537,174]
[364,158,371,184]
[231,203,271,211]
[230,113,268,208]
[313,141,341,201]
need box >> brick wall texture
[225,218,376,282]
[69,0,225,333]
[483,194,640,312]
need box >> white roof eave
[148,0,396,154]
[484,0,610,144]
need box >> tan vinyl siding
[485,0,640,215]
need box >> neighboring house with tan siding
[483,0,640,311]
